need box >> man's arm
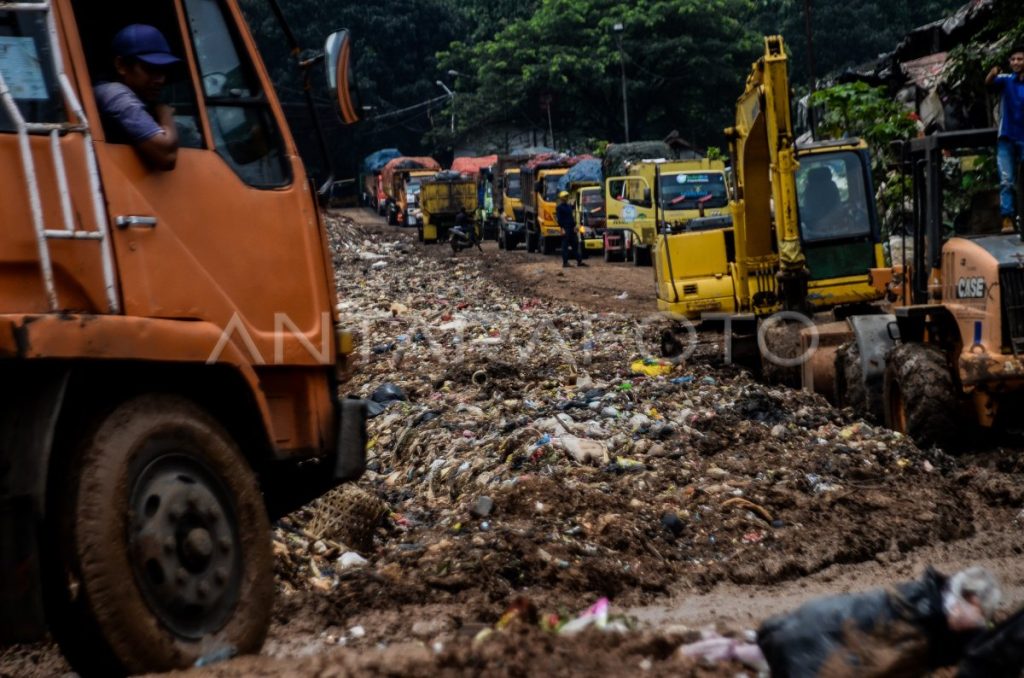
[136,104,179,171]
[986,67,1005,89]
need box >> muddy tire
[883,343,958,449]
[47,395,273,676]
[834,342,867,414]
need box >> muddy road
[3,208,1023,677]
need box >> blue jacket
[993,73,1024,141]
[556,202,575,232]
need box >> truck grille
[1001,267,1024,354]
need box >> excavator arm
[726,36,808,313]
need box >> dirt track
[3,207,1024,677]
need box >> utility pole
[613,22,629,143]
[436,80,455,133]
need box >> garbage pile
[274,213,970,632]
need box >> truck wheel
[883,344,958,449]
[47,395,273,676]
[542,237,557,256]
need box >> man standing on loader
[558,191,586,268]
[987,44,1024,238]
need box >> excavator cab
[795,141,885,303]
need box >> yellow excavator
[654,36,885,322]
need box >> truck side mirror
[325,30,360,125]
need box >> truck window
[183,0,291,188]
[0,10,66,131]
[797,152,872,242]
[660,173,728,210]
[70,2,204,149]
[505,173,521,199]
[542,175,562,202]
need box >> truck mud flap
[334,398,368,481]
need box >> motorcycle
[450,221,482,253]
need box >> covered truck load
[419,171,479,244]
[381,156,441,226]
[361,148,402,212]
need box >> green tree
[439,0,761,150]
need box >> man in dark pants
[557,191,585,268]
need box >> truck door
[70,0,332,359]
[605,176,654,244]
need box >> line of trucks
[359,146,733,266]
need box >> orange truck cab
[521,164,570,254]
[0,1,365,674]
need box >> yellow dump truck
[605,158,730,266]
[418,171,479,244]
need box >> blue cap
[112,24,181,67]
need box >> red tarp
[450,155,499,178]
[381,156,441,189]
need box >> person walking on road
[987,45,1024,238]
[557,191,586,268]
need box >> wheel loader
[807,129,1024,448]
[0,1,365,674]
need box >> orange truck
[0,1,364,675]
[380,156,441,226]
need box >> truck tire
[542,236,557,256]
[47,395,273,676]
[882,343,958,449]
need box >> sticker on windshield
[622,204,638,223]
[0,37,48,100]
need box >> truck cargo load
[418,171,479,243]
[381,156,441,226]
[361,148,402,211]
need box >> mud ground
[3,208,1023,678]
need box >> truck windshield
[505,173,522,199]
[543,175,563,201]
[659,173,728,210]
[582,192,605,213]
[796,152,872,242]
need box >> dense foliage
[238,0,969,174]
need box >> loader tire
[834,342,867,414]
[47,395,273,677]
[883,343,958,449]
